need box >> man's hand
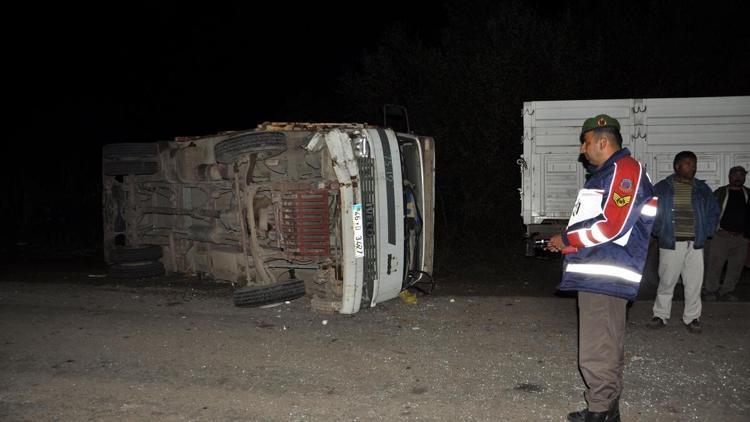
[546,234,565,252]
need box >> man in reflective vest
[548,114,657,422]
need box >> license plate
[352,203,365,258]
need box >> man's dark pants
[578,291,627,412]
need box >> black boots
[567,399,621,422]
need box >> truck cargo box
[519,96,750,255]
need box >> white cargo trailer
[519,95,750,256]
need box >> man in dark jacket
[649,151,721,333]
[548,114,656,422]
[704,166,749,302]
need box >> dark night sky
[4,1,749,251]
[8,2,442,143]
[8,1,746,148]
[5,2,446,248]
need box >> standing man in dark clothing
[648,151,720,333]
[704,166,749,302]
[547,114,657,422]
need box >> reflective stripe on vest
[642,196,658,217]
[566,263,642,283]
[642,204,657,217]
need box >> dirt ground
[1,251,749,421]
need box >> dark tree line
[3,1,749,261]
[288,0,750,256]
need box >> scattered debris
[399,290,418,304]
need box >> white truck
[102,122,435,314]
[519,95,750,255]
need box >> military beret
[580,114,621,138]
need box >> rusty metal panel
[280,190,330,257]
[257,122,371,131]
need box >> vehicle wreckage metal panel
[102,122,435,315]
[367,128,404,306]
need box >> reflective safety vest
[559,148,657,301]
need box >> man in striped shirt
[649,151,720,333]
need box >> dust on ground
[0,247,749,421]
